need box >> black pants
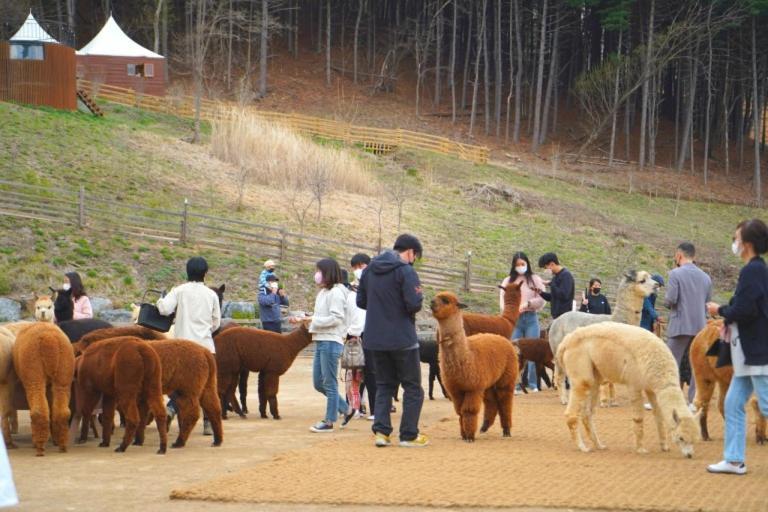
[371,348,423,441]
[361,348,377,415]
[261,320,282,333]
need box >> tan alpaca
[431,292,519,442]
[0,327,17,448]
[33,295,55,323]
[558,322,700,457]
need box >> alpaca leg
[89,415,99,439]
[238,369,249,414]
[171,394,199,448]
[26,384,50,456]
[200,384,223,447]
[115,397,140,453]
[564,381,590,452]
[556,365,568,405]
[147,392,168,454]
[751,397,766,445]
[133,401,149,446]
[257,372,268,418]
[696,379,715,441]
[631,390,649,454]
[227,377,245,418]
[599,382,609,408]
[538,363,552,390]
[428,364,437,400]
[76,390,100,445]
[262,373,281,419]
[583,385,606,450]
[9,410,17,435]
[0,385,16,449]
[716,380,727,418]
[50,384,71,453]
[609,383,616,407]
[436,369,449,399]
[644,390,669,452]
[451,392,465,438]
[219,373,232,420]
[460,392,483,442]
[98,396,116,448]
[480,389,498,434]
[496,387,514,437]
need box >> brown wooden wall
[0,42,77,110]
[76,55,166,97]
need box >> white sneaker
[366,415,374,421]
[531,388,539,393]
[514,389,522,395]
[707,460,747,475]
[688,403,698,413]
[644,403,652,411]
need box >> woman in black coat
[705,219,768,475]
[579,277,611,315]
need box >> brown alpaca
[12,323,75,456]
[514,336,555,392]
[431,292,519,442]
[461,280,522,339]
[78,325,167,347]
[214,321,312,419]
[690,320,767,443]
[76,337,168,453]
[0,327,17,448]
[77,334,223,448]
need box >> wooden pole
[180,198,189,245]
[464,251,472,292]
[77,185,85,228]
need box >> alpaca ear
[458,302,468,309]
[624,270,637,282]
[49,286,57,295]
[672,409,681,426]
[219,284,226,293]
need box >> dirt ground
[7,358,767,511]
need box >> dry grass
[211,109,373,197]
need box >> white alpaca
[0,327,18,447]
[557,322,700,457]
[33,295,55,323]
[549,270,659,405]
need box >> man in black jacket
[357,234,428,448]
[537,252,575,319]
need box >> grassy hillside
[0,101,761,317]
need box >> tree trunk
[435,5,443,107]
[513,0,523,143]
[676,37,700,172]
[609,30,623,167]
[483,1,491,136]
[638,0,654,171]
[461,3,474,112]
[161,0,168,57]
[317,0,323,54]
[153,0,164,54]
[494,0,502,136]
[723,47,730,176]
[469,0,487,137]
[353,0,365,84]
[505,0,515,141]
[703,5,713,184]
[66,0,75,32]
[227,0,233,89]
[450,0,458,123]
[326,0,331,87]
[752,16,762,206]
[539,5,559,145]
[259,0,268,97]
[531,0,548,152]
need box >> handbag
[341,336,365,369]
[136,289,175,333]
[705,323,733,368]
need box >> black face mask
[592,288,601,295]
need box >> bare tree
[530,0,548,152]
[353,0,366,84]
[326,0,331,86]
[307,162,332,221]
[751,15,762,206]
[153,0,164,54]
[387,170,416,232]
[638,0,655,171]
[259,0,269,97]
[469,0,487,137]
[450,0,458,123]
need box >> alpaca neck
[437,314,472,362]
[501,292,521,326]
[285,325,313,356]
[612,284,644,325]
[656,387,692,426]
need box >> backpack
[341,336,365,369]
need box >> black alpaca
[50,287,112,342]
[419,337,448,400]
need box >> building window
[144,63,154,77]
[9,43,44,60]
[127,63,149,77]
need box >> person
[579,278,611,315]
[640,274,665,332]
[157,256,221,436]
[664,242,712,405]
[357,234,427,448]
[258,260,277,294]
[537,252,575,320]
[500,252,545,392]
[350,253,376,420]
[64,271,93,319]
[258,274,288,334]
[342,269,365,421]
[308,258,352,433]
[705,219,768,475]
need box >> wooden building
[76,16,166,97]
[0,13,76,110]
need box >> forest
[2,0,768,205]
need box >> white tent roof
[10,12,58,43]
[77,15,163,59]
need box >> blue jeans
[723,375,768,463]
[313,341,348,424]
[513,311,540,389]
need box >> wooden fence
[77,80,489,164]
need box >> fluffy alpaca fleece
[419,337,448,400]
[514,336,554,392]
[0,327,17,448]
[75,337,167,453]
[12,323,75,456]
[33,295,55,322]
[550,270,659,405]
[431,292,519,442]
[57,319,113,343]
[461,280,522,339]
[690,320,766,443]
[214,322,312,419]
[558,322,700,457]
[76,326,166,351]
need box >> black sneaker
[340,409,356,429]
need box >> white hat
[264,260,276,269]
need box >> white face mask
[62,283,71,291]
[353,268,363,280]
[732,240,742,256]
[515,265,527,275]
[269,282,279,291]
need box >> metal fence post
[77,185,86,228]
[180,198,189,245]
[464,251,472,292]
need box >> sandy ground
[8,358,766,511]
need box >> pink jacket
[73,296,93,320]
[499,274,545,314]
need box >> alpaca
[214,321,312,419]
[77,334,223,448]
[0,327,17,448]
[51,286,72,321]
[77,325,167,350]
[75,336,167,453]
[514,336,554,392]
[550,270,659,405]
[431,292,519,442]
[690,320,767,443]
[419,337,448,400]
[12,323,75,456]
[462,280,522,339]
[558,322,700,457]
[33,295,55,322]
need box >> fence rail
[77,80,489,164]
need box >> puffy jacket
[258,289,288,323]
[357,250,423,351]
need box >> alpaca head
[51,286,73,322]
[33,294,55,322]
[429,292,467,321]
[670,407,701,458]
[620,270,659,299]
[500,280,523,308]
[210,284,226,308]
[130,303,140,323]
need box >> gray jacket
[664,263,712,338]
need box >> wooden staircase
[76,89,103,116]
